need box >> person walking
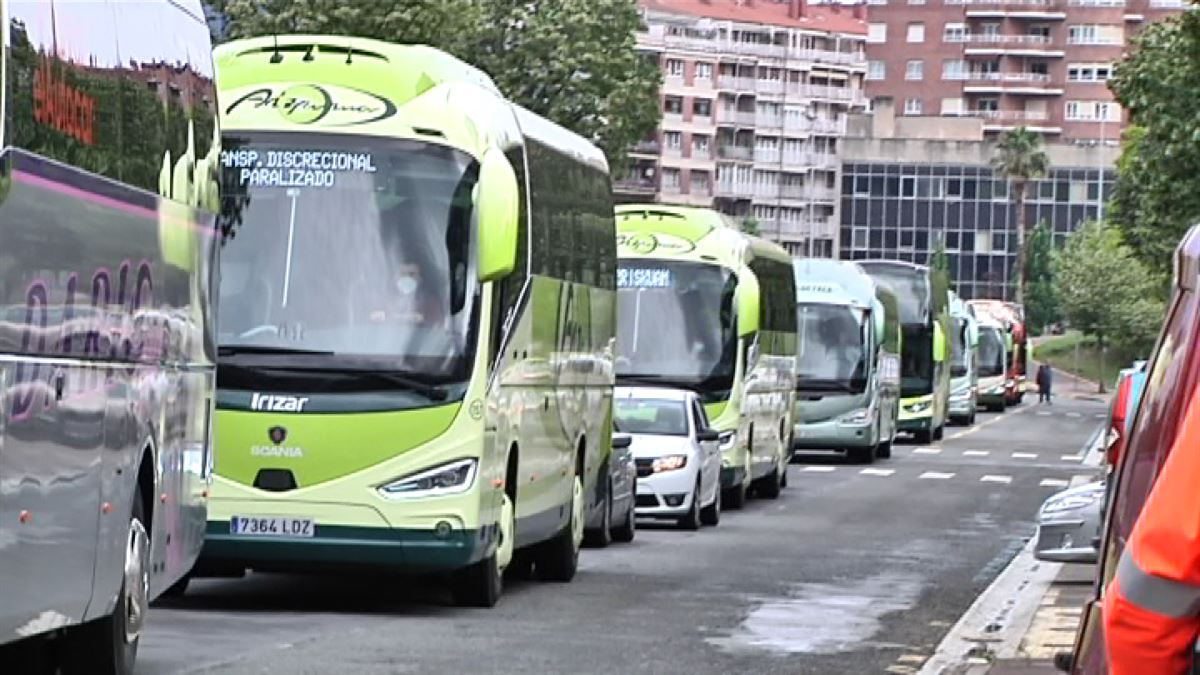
[1103,383,1200,675]
[1036,364,1053,403]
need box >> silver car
[1034,481,1105,563]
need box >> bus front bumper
[898,397,934,432]
[792,417,876,451]
[198,498,493,574]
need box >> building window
[690,171,710,194]
[906,60,924,80]
[941,97,965,115]
[907,22,926,43]
[662,168,681,189]
[1067,64,1114,82]
[944,23,967,42]
[868,23,887,43]
[867,60,886,80]
[664,96,683,115]
[1096,101,1120,121]
[694,98,713,117]
[696,62,713,81]
[943,59,968,80]
[666,59,684,77]
[904,98,923,115]
[977,98,1000,112]
[1068,24,1122,45]
[664,131,683,149]
[693,134,711,156]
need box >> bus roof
[793,258,874,309]
[613,204,791,269]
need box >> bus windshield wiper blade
[219,345,335,357]
[301,368,450,402]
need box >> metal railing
[959,33,1053,44]
[717,145,753,161]
[966,109,1050,121]
[966,71,1053,82]
[718,110,758,126]
[613,178,657,194]
[714,182,755,198]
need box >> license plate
[230,516,314,538]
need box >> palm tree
[991,128,1049,304]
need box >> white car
[614,387,722,530]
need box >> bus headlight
[652,455,688,473]
[378,458,478,499]
[840,408,872,425]
[906,401,931,413]
[718,430,737,451]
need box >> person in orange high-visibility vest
[1104,382,1200,674]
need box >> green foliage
[1055,221,1163,358]
[214,0,661,172]
[930,238,949,277]
[1108,13,1200,283]
[991,128,1049,304]
[1024,222,1061,333]
[740,217,761,237]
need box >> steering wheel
[238,325,279,339]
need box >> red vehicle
[1068,226,1200,674]
[968,300,1027,405]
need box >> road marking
[913,448,942,455]
[1036,411,1052,416]
[981,475,1013,484]
[1061,454,1083,462]
[1012,452,1038,460]
[1040,478,1070,488]
[861,468,895,476]
[802,466,836,473]
[963,450,989,457]
[920,471,955,480]
[1067,412,1081,418]
[945,404,1031,440]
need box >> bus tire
[848,445,875,465]
[723,481,747,510]
[536,475,583,583]
[583,473,613,549]
[876,440,892,459]
[64,487,150,675]
[758,461,784,498]
[934,424,945,441]
[452,492,513,607]
[914,429,933,444]
[161,574,190,599]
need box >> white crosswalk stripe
[981,475,1013,484]
[802,466,836,473]
[1012,452,1038,460]
[963,450,989,457]
[1067,412,1081,418]
[1060,454,1083,462]
[913,448,942,455]
[920,471,955,480]
[1040,478,1070,488]
[861,468,895,477]
[1036,411,1052,416]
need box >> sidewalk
[980,563,1096,674]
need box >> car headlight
[840,408,872,424]
[906,401,931,413]
[652,455,688,473]
[1006,379,1015,388]
[718,430,737,451]
[378,458,478,499]
[1041,493,1099,515]
[950,389,970,401]
[988,386,1005,395]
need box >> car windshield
[614,398,689,436]
[796,303,867,391]
[901,325,934,397]
[616,260,737,397]
[216,132,479,389]
[951,317,970,377]
[978,328,1006,377]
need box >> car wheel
[583,476,612,549]
[63,488,149,675]
[611,491,636,543]
[700,482,721,526]
[535,475,583,582]
[678,479,702,531]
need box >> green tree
[1056,221,1163,366]
[1108,13,1200,283]
[1024,222,1060,334]
[740,217,761,237]
[214,0,661,172]
[992,128,1049,305]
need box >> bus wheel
[64,488,149,675]
[452,493,513,608]
[722,481,747,510]
[876,440,892,459]
[848,445,875,465]
[934,425,945,441]
[161,574,190,599]
[914,429,933,444]
[536,475,583,582]
[757,460,784,498]
[583,473,613,548]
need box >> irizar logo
[250,393,310,412]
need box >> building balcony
[757,79,786,95]
[754,149,781,164]
[613,177,658,195]
[718,109,758,126]
[756,114,784,129]
[717,145,754,161]
[966,71,1052,82]
[957,34,1053,44]
[663,112,684,126]
[630,140,660,156]
[717,75,757,92]
[692,114,715,127]
[714,182,755,199]
[1148,0,1187,7]
[965,109,1049,121]
[810,151,839,168]
[796,49,868,69]
[793,84,863,103]
[784,116,849,135]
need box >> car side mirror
[612,433,632,449]
[475,149,520,283]
[696,429,720,443]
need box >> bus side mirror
[871,300,885,344]
[736,274,760,337]
[933,321,947,363]
[476,150,520,283]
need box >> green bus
[858,261,951,444]
[196,37,617,607]
[614,206,797,508]
[791,259,902,464]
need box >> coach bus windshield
[616,260,738,400]
[216,132,479,394]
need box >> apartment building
[862,0,1184,142]
[618,0,870,256]
[839,102,1118,298]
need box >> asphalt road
[127,396,1105,675]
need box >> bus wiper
[219,344,335,357]
[797,379,857,393]
[306,368,450,402]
